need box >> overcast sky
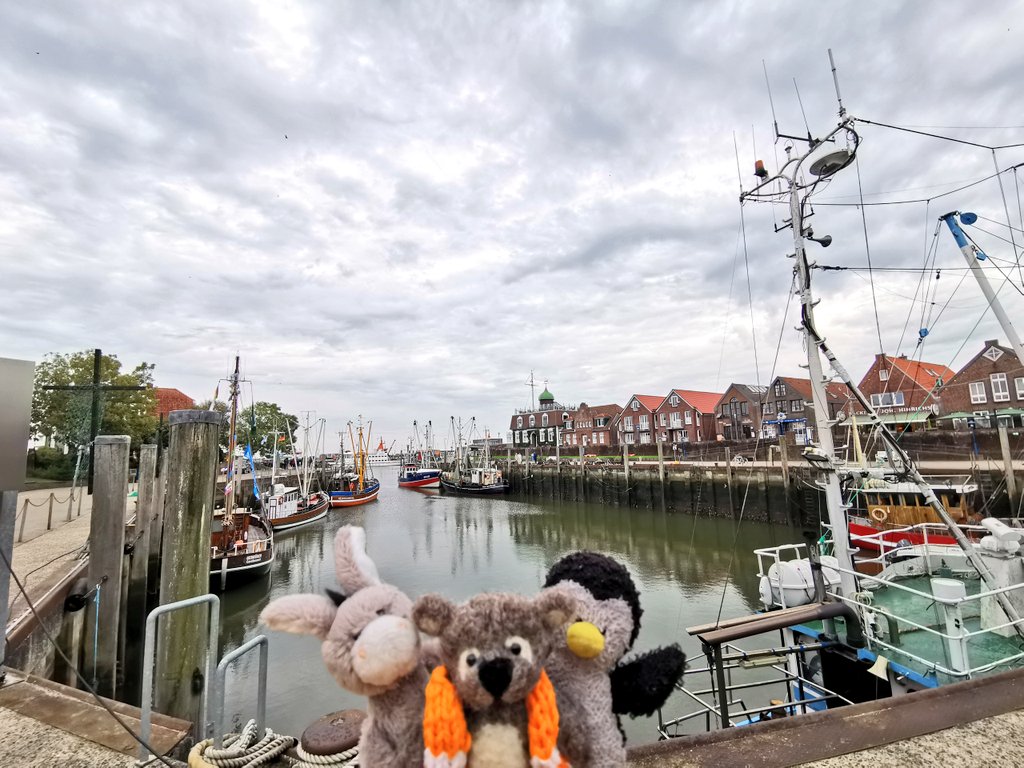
[4,1,1024,450]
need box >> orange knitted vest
[423,665,570,768]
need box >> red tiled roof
[668,389,724,414]
[588,403,622,417]
[777,376,814,400]
[154,387,194,419]
[629,394,663,412]
[888,356,956,392]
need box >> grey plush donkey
[260,525,429,767]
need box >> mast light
[754,159,768,179]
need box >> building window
[762,402,771,414]
[529,415,536,427]
[1015,377,1024,400]
[992,373,1010,402]
[599,432,605,444]
[670,413,682,428]
[515,431,520,443]
[684,411,692,425]
[670,395,679,406]
[974,410,991,428]
[774,382,787,397]
[542,413,549,427]
[624,416,633,430]
[638,415,649,429]
[870,392,906,407]
[659,413,667,426]
[970,382,987,404]
[517,416,523,428]
[596,417,607,427]
[790,399,804,412]
[548,428,555,441]
[879,368,889,381]
[741,401,749,416]
[631,400,640,411]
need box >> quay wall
[503,462,1013,525]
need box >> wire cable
[854,153,885,355]
[0,545,175,767]
[858,117,1024,150]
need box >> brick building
[940,340,1024,428]
[563,402,621,449]
[614,395,663,446]
[154,388,194,420]
[509,387,574,447]
[855,353,954,430]
[653,389,723,444]
[760,376,852,444]
[714,384,768,440]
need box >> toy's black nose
[478,657,513,698]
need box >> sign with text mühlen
[0,358,34,490]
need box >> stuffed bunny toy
[260,525,429,766]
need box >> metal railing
[138,594,220,765]
[211,635,269,747]
[754,524,1024,684]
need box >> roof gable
[664,389,724,414]
[888,356,956,391]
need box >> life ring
[869,507,889,524]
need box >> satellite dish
[809,149,854,178]
[960,212,978,225]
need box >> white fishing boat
[660,53,1024,735]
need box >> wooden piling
[725,447,735,515]
[148,450,167,594]
[124,444,157,705]
[84,434,130,699]
[779,437,790,489]
[155,410,220,726]
[999,424,1017,507]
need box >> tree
[32,350,158,449]
[192,399,297,459]
[243,402,299,455]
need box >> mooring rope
[192,720,359,768]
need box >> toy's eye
[505,636,532,663]
[459,648,481,673]
[467,653,478,667]
[376,608,386,616]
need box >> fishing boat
[264,419,331,531]
[328,419,381,507]
[210,357,275,591]
[398,420,442,489]
[660,61,1024,736]
[439,417,509,495]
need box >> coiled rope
[190,720,359,768]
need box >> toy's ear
[412,594,455,637]
[335,526,381,595]
[536,588,575,631]
[260,594,337,640]
[610,644,687,717]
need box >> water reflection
[218,466,797,743]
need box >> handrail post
[138,594,220,765]
[212,635,269,747]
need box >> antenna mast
[526,370,537,410]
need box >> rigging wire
[857,117,1024,150]
[854,153,884,355]
[714,271,797,627]
[992,148,1024,288]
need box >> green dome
[539,388,554,401]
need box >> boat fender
[869,507,888,524]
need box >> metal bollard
[67,489,74,523]
[47,493,54,530]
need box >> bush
[26,447,77,481]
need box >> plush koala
[413,591,575,768]
[543,552,686,768]
[260,526,428,767]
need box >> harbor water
[218,465,800,744]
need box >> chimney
[984,339,999,347]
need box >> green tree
[32,350,158,448]
[193,399,231,453]
[243,402,299,455]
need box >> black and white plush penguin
[542,551,686,767]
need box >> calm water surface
[219,466,798,744]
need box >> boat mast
[941,212,1024,365]
[225,356,242,531]
[270,429,279,488]
[785,168,858,598]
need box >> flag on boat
[244,443,260,500]
[223,481,233,496]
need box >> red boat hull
[398,476,440,489]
